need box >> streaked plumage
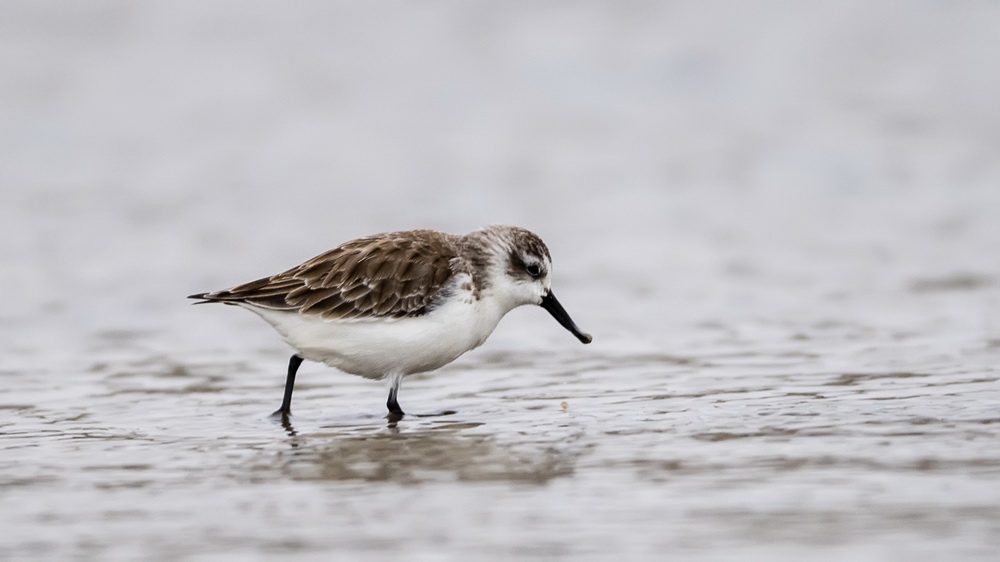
[189,225,591,418]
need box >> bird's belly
[245,298,503,379]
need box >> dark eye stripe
[507,250,545,279]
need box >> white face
[497,250,552,309]
[502,248,592,345]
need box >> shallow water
[5,306,1000,561]
[3,2,1000,560]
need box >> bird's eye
[526,263,541,277]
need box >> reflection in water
[269,416,581,485]
[275,413,298,438]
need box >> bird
[188,225,592,418]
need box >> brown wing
[189,230,459,319]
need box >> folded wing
[188,230,458,319]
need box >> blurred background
[3,0,998,356]
[1,1,999,560]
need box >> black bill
[540,290,593,344]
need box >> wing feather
[190,230,460,319]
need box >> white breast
[241,279,509,380]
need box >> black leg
[386,381,404,417]
[272,354,303,417]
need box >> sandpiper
[188,225,592,418]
